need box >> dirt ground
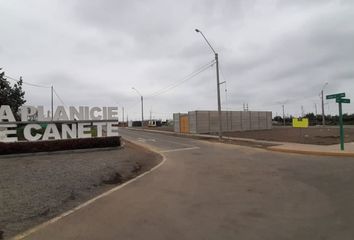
[0,141,161,239]
[220,126,354,145]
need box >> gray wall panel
[196,111,210,133]
[242,111,251,130]
[174,110,272,133]
[173,113,180,132]
[188,111,197,134]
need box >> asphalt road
[20,128,354,240]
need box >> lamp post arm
[197,31,216,54]
[132,87,142,97]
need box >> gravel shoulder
[0,140,162,239]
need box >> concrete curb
[0,146,123,159]
[268,146,354,158]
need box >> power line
[4,75,51,89]
[125,60,215,118]
[53,88,67,107]
[147,60,215,98]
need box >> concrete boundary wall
[175,110,272,134]
[173,113,180,133]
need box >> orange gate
[180,115,189,133]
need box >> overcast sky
[1,0,353,120]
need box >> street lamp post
[320,82,328,126]
[132,87,144,127]
[195,28,222,140]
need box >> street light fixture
[132,87,144,127]
[195,28,222,140]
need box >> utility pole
[215,53,222,139]
[321,90,325,125]
[141,96,144,127]
[282,105,285,126]
[132,87,144,128]
[320,82,328,126]
[122,107,124,126]
[195,28,222,140]
[220,81,227,110]
[51,85,54,120]
[243,103,249,111]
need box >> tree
[0,69,26,118]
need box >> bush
[0,136,121,155]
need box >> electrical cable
[53,88,67,107]
[4,75,51,89]
[147,60,215,98]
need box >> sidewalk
[268,142,354,157]
[125,127,354,157]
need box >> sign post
[326,93,351,151]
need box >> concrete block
[173,113,180,132]
[209,111,219,133]
[188,111,197,134]
[196,111,210,133]
[241,111,251,130]
[231,111,242,131]
[266,112,273,129]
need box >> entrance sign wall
[0,105,119,142]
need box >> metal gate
[180,115,189,133]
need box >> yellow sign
[292,118,309,128]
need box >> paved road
[21,129,354,240]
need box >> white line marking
[12,154,167,240]
[122,130,195,147]
[137,138,156,142]
[160,147,200,153]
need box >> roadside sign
[326,93,345,99]
[292,118,309,128]
[336,98,351,104]
[326,92,351,151]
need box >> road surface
[20,128,354,240]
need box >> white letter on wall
[20,106,37,121]
[0,124,18,142]
[78,123,91,138]
[89,107,102,120]
[92,122,105,137]
[53,106,69,121]
[62,124,77,139]
[0,105,16,122]
[107,122,119,137]
[69,106,84,121]
[42,124,61,140]
[24,124,42,141]
[107,107,118,120]
[37,106,51,121]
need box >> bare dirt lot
[221,126,354,145]
[0,141,161,239]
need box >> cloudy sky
[1,0,353,120]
